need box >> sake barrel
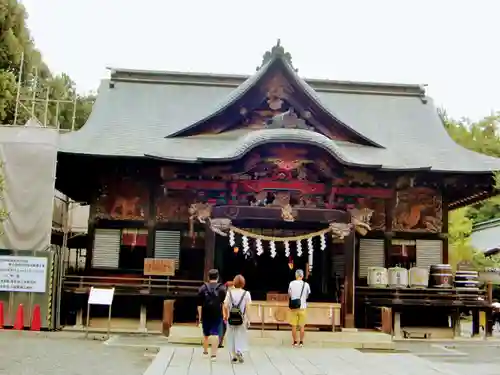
[388,267,409,288]
[367,267,388,288]
[409,267,429,288]
[454,270,480,291]
[429,264,453,288]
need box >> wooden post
[485,282,494,337]
[146,177,157,258]
[472,309,480,336]
[393,311,401,339]
[452,309,461,338]
[162,300,175,337]
[343,232,356,328]
[441,193,449,264]
[203,223,216,282]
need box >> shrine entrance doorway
[214,220,342,303]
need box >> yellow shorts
[288,309,307,327]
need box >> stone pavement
[144,346,498,375]
[0,331,150,375]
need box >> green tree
[0,0,93,128]
[448,208,474,270]
[443,110,500,269]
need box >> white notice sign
[88,287,115,306]
[0,256,48,293]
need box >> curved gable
[167,43,382,148]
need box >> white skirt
[226,324,249,353]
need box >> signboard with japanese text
[0,256,48,293]
[144,258,175,276]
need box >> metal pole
[31,68,38,119]
[44,89,49,127]
[13,52,24,126]
[85,301,90,338]
[56,196,71,329]
[71,96,77,131]
[55,101,60,129]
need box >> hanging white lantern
[256,238,264,256]
[296,240,303,257]
[284,241,290,257]
[229,230,236,247]
[320,233,327,250]
[269,241,277,258]
[242,235,249,255]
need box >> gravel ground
[0,331,152,375]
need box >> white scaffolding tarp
[0,122,58,250]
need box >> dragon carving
[329,223,353,239]
[188,203,233,237]
[188,203,213,238]
[349,208,374,236]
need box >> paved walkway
[144,346,498,375]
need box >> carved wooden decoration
[344,170,375,186]
[349,208,374,236]
[392,187,442,232]
[95,178,148,220]
[358,197,386,231]
[156,191,193,223]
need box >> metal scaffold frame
[7,52,88,131]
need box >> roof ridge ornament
[258,39,297,72]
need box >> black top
[198,282,227,321]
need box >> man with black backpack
[288,269,311,347]
[197,269,226,361]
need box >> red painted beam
[164,179,393,198]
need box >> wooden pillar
[343,232,356,328]
[393,311,402,338]
[485,282,494,337]
[146,179,157,258]
[85,189,99,272]
[452,308,462,338]
[442,193,449,263]
[85,219,95,271]
[203,223,216,282]
[321,241,330,295]
[472,309,480,336]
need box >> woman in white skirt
[223,274,252,363]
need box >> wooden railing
[63,275,202,297]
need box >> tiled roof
[471,219,500,255]
[59,59,500,173]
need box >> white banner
[0,256,48,293]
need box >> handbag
[289,281,305,310]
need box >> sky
[21,0,499,121]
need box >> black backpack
[227,290,247,326]
[203,283,222,317]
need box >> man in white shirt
[288,269,311,347]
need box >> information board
[144,258,175,276]
[0,256,48,293]
[88,287,115,306]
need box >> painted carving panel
[392,187,442,232]
[95,177,149,220]
[156,190,194,223]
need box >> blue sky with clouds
[21,0,499,121]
